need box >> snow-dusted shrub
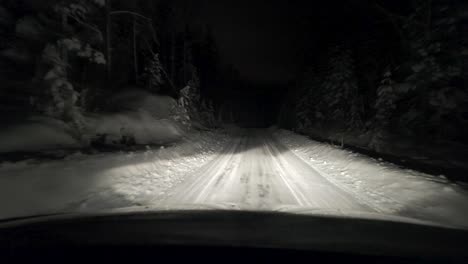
[108,89,178,120]
[143,53,164,92]
[176,67,217,128]
[198,100,217,128]
[174,85,193,127]
[374,71,398,127]
[90,111,184,146]
[40,43,84,132]
[37,37,105,144]
[369,71,399,150]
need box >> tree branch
[144,38,177,93]
[67,13,103,38]
[110,10,152,21]
[109,10,159,45]
[372,2,425,27]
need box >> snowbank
[88,111,184,145]
[0,111,184,154]
[300,127,468,180]
[0,117,80,153]
[108,89,177,119]
[0,130,229,219]
[0,90,185,153]
[87,89,185,146]
[274,129,468,228]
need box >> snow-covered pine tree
[38,0,105,143]
[369,70,399,151]
[295,93,312,131]
[173,65,201,128]
[197,99,216,128]
[185,66,201,119]
[206,100,216,127]
[144,53,164,92]
[374,70,397,129]
[174,65,216,129]
[295,68,321,131]
[397,2,465,139]
[321,47,360,127]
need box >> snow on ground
[88,111,184,145]
[302,127,468,177]
[273,129,468,228]
[107,89,176,119]
[0,117,81,153]
[0,113,184,154]
[93,90,185,145]
[0,91,184,153]
[0,130,229,220]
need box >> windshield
[0,0,468,231]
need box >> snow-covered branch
[67,13,103,39]
[110,10,152,21]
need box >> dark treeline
[1,0,468,161]
[0,0,228,129]
[279,0,468,164]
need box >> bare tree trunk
[133,16,138,84]
[461,4,468,96]
[426,0,433,41]
[105,0,112,85]
[170,32,176,84]
[372,3,410,52]
[183,37,187,84]
[61,13,69,70]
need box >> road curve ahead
[158,130,374,212]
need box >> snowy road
[1,128,468,228]
[158,130,374,211]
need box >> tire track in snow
[270,132,423,214]
[158,130,375,212]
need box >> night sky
[183,0,411,126]
[192,0,387,84]
[196,0,306,83]
[189,0,362,125]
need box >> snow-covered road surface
[0,131,229,219]
[158,130,374,212]
[1,128,468,229]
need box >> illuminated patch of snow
[274,129,468,228]
[0,131,229,219]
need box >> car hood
[1,203,468,259]
[1,203,459,230]
[103,203,463,228]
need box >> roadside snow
[0,130,229,219]
[0,112,184,153]
[107,89,176,119]
[88,111,183,145]
[274,129,468,228]
[0,91,185,153]
[0,117,80,153]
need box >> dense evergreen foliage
[0,0,219,130]
[1,0,467,154]
[286,0,468,150]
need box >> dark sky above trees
[195,0,306,83]
[0,0,465,146]
[191,0,410,84]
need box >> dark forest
[1,1,468,255]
